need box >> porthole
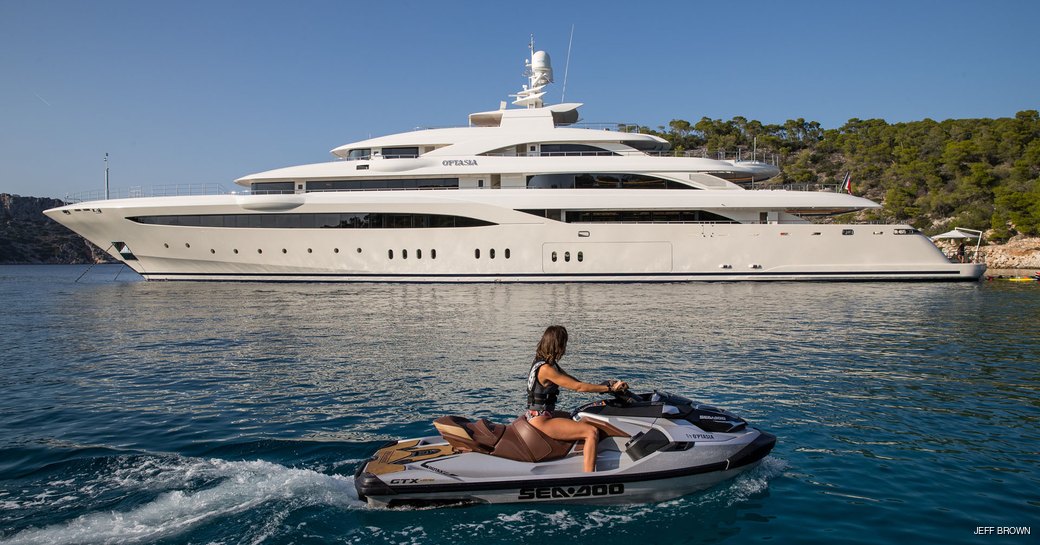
[210,249,215,254]
[307,248,313,253]
[490,248,496,259]
[164,243,169,248]
[388,249,394,259]
[334,248,340,253]
[233,249,239,254]
[577,251,583,262]
[564,251,571,262]
[417,249,422,259]
[552,251,558,262]
[402,249,408,259]
[185,243,191,248]
[475,248,480,259]
[356,248,362,253]
[505,249,511,259]
[257,249,263,254]
[282,248,287,254]
[431,249,437,259]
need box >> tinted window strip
[127,213,495,228]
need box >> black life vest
[527,360,561,413]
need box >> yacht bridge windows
[380,147,420,158]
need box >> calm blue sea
[0,265,1037,544]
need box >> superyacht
[46,44,984,282]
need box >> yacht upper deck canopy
[330,102,668,158]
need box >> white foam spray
[1,457,363,545]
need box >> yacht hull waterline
[45,43,985,283]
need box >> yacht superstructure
[45,44,984,282]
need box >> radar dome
[531,50,553,82]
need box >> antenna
[104,153,110,200]
[561,24,574,103]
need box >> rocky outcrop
[0,194,113,264]
[982,236,1040,270]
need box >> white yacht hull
[46,192,984,282]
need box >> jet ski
[354,389,776,507]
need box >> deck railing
[66,183,233,203]
[63,181,856,204]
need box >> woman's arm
[539,364,617,393]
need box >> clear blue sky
[2,0,1038,198]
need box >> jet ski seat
[433,416,505,454]
[433,415,576,463]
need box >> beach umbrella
[931,228,981,241]
[931,227,984,264]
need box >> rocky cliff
[0,194,113,264]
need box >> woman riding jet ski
[354,326,776,507]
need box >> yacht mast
[511,36,553,109]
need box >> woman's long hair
[535,325,568,365]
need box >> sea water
[0,265,1036,544]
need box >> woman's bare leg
[529,417,600,472]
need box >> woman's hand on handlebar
[607,380,628,392]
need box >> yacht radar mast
[511,37,553,109]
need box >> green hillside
[625,110,1040,241]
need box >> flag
[840,172,852,194]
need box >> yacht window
[526,173,692,189]
[402,249,408,259]
[388,249,394,259]
[128,213,495,228]
[306,178,458,191]
[475,248,480,259]
[577,251,583,262]
[250,181,295,194]
[551,251,558,262]
[416,249,422,259]
[843,229,855,236]
[490,248,495,259]
[564,251,571,262]
[347,149,371,160]
[538,144,618,156]
[526,174,576,188]
[431,249,437,259]
[381,147,419,158]
[561,210,735,224]
[505,248,511,259]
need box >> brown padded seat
[433,416,506,453]
[435,414,580,463]
[491,416,576,463]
